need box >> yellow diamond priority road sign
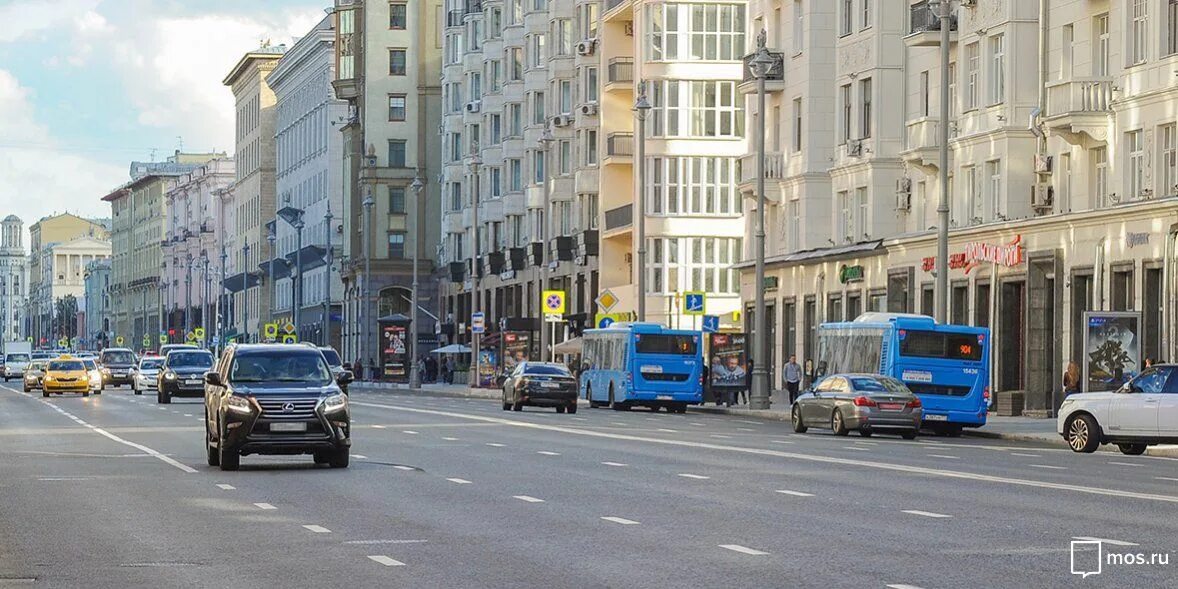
[595,289,618,313]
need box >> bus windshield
[899,331,983,361]
[634,334,698,356]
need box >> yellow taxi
[43,355,91,397]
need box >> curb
[350,382,501,401]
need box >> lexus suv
[204,344,354,471]
[98,348,137,388]
[158,349,215,404]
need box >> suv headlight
[321,393,348,413]
[225,395,252,414]
[163,371,177,381]
[101,367,111,375]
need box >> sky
[0,0,327,235]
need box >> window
[839,84,851,144]
[861,0,871,29]
[1061,24,1074,77]
[1057,153,1071,212]
[965,42,979,110]
[531,91,546,124]
[450,182,462,211]
[469,123,480,152]
[919,70,930,117]
[489,167,502,197]
[555,19,573,56]
[449,132,462,161]
[558,139,572,175]
[793,0,804,54]
[965,165,980,223]
[646,3,746,62]
[838,191,851,242]
[529,33,546,68]
[989,34,1005,104]
[948,62,957,116]
[489,114,502,144]
[389,2,407,29]
[469,19,482,51]
[469,72,482,99]
[859,78,872,139]
[1128,130,1144,199]
[855,187,868,239]
[987,159,1001,219]
[581,193,599,229]
[559,79,573,114]
[508,103,523,136]
[787,199,800,251]
[792,97,802,152]
[488,60,502,92]
[647,157,741,215]
[841,0,852,35]
[584,66,598,102]
[647,237,741,294]
[507,158,523,191]
[1169,0,1178,56]
[388,95,406,121]
[387,233,406,258]
[1095,14,1110,75]
[585,129,598,165]
[531,150,545,183]
[650,80,744,138]
[508,0,522,24]
[389,187,406,214]
[1131,0,1148,65]
[488,7,502,37]
[1162,124,1177,197]
[532,0,546,11]
[387,140,407,167]
[509,47,524,80]
[389,48,407,75]
[1093,146,1109,208]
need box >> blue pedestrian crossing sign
[702,315,720,333]
[683,291,706,316]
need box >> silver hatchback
[791,374,922,439]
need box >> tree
[54,295,79,341]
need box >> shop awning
[734,240,886,270]
[222,272,262,293]
[552,337,582,356]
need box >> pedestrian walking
[783,355,802,405]
[737,360,751,405]
[1062,361,1080,397]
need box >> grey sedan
[791,374,922,439]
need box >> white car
[133,357,165,395]
[3,353,30,381]
[1058,364,1178,455]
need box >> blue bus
[580,323,704,413]
[816,313,990,434]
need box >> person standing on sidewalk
[782,355,802,404]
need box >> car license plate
[924,414,948,422]
[186,379,202,385]
[541,382,560,388]
[656,395,673,400]
[270,422,307,433]
[879,403,903,411]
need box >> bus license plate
[879,403,903,411]
[924,414,948,422]
[657,395,673,400]
[271,422,307,432]
[641,365,664,374]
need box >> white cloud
[0,70,125,228]
[0,0,101,42]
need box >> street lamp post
[469,150,482,387]
[409,172,426,390]
[933,0,951,324]
[219,244,227,350]
[748,30,776,410]
[278,207,307,339]
[323,203,334,348]
[184,254,193,338]
[362,189,375,379]
[242,242,250,343]
[537,125,554,362]
[634,83,652,322]
[200,253,210,347]
[267,226,276,339]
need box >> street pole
[294,220,304,339]
[409,172,425,389]
[201,256,210,348]
[185,254,192,338]
[538,125,553,362]
[362,190,374,378]
[219,244,227,350]
[242,242,250,343]
[323,204,334,348]
[634,84,651,322]
[267,229,276,339]
[469,150,482,387]
[934,0,951,324]
[748,31,775,410]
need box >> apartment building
[82,259,112,348]
[162,157,235,342]
[332,0,444,368]
[223,45,286,344]
[270,15,348,346]
[0,215,27,343]
[26,213,110,346]
[739,0,1178,416]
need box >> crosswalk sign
[683,291,706,316]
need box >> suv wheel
[328,448,350,468]
[205,416,220,467]
[1117,443,1147,456]
[218,422,240,471]
[313,451,329,465]
[1066,414,1101,453]
[158,390,171,404]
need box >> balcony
[604,204,632,232]
[1044,77,1114,146]
[904,1,958,47]
[737,152,786,185]
[605,58,633,92]
[604,133,633,164]
[899,117,944,170]
[738,51,785,94]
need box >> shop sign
[1126,231,1150,248]
[838,264,864,284]
[921,236,1024,274]
[921,253,967,272]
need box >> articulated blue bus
[581,323,703,413]
[817,313,990,434]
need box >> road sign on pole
[684,291,706,316]
[264,323,279,341]
[159,334,167,345]
[194,327,206,341]
[595,313,627,328]
[702,315,720,333]
[471,312,486,334]
[542,290,566,316]
[116,336,124,346]
[282,334,297,344]
[595,289,618,313]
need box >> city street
[0,385,1174,589]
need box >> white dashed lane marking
[216,484,235,490]
[719,544,769,556]
[601,462,628,467]
[372,425,387,429]
[600,516,640,525]
[446,478,472,484]
[886,585,927,589]
[902,510,952,519]
[367,555,406,567]
[441,437,459,441]
[677,473,710,480]
[1010,453,1040,457]
[1072,536,1139,547]
[254,503,277,510]
[1108,461,1143,467]
[927,454,959,460]
[775,490,814,497]
[303,525,332,533]
[485,443,505,447]
[513,495,545,503]
[537,451,560,456]
[1028,464,1067,470]
[402,430,418,434]
[393,465,415,471]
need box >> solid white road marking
[1010,453,1040,457]
[347,401,1178,505]
[254,503,277,510]
[710,434,732,439]
[393,465,415,471]
[367,555,405,567]
[678,473,710,480]
[485,443,505,447]
[351,454,368,459]
[446,478,472,484]
[1156,477,1178,482]
[1028,464,1067,470]
[601,516,640,525]
[886,585,927,589]
[216,484,235,490]
[1108,461,1142,467]
[927,454,959,460]
[303,525,332,533]
[402,430,418,434]
[601,461,628,467]
[657,428,677,433]
[537,451,560,456]
[902,510,952,519]
[1072,536,1139,547]
[442,437,459,441]
[513,495,545,503]
[775,490,814,497]
[372,425,387,429]
[719,544,768,555]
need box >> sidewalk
[350,381,1178,457]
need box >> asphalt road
[0,384,1175,589]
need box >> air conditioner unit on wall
[1034,154,1053,174]
[1031,183,1054,212]
[465,101,481,113]
[579,103,598,116]
[576,39,597,56]
[552,115,572,127]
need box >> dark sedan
[792,374,922,439]
[158,349,215,404]
[501,362,578,413]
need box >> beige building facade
[27,213,110,345]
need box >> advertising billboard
[708,333,748,391]
[1082,312,1142,392]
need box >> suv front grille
[257,398,319,420]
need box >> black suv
[158,349,215,404]
[98,348,137,387]
[204,344,354,471]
